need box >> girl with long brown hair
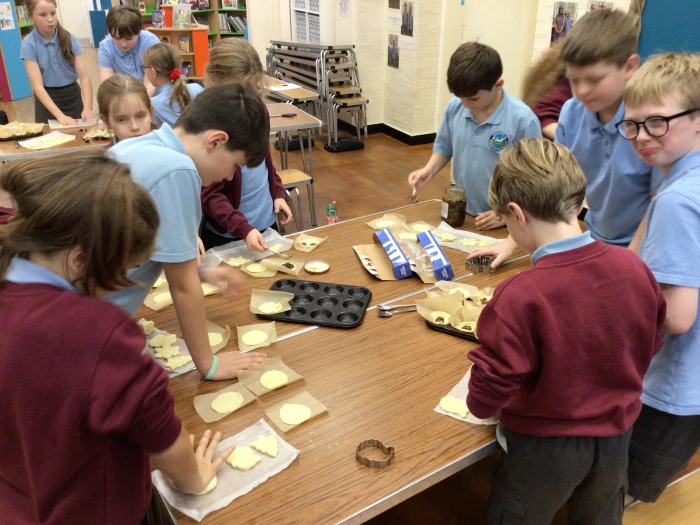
[143,43,204,127]
[0,150,233,523]
[20,0,93,125]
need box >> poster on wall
[587,1,613,12]
[400,1,413,37]
[389,0,400,8]
[0,2,15,30]
[339,0,351,18]
[551,2,577,46]
[388,34,399,69]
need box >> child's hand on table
[188,430,232,494]
[245,229,268,252]
[81,109,94,121]
[467,237,517,270]
[199,265,244,299]
[475,210,504,230]
[57,114,78,126]
[212,351,267,380]
[408,167,432,190]
[275,198,294,226]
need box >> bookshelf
[291,0,333,42]
[14,0,34,39]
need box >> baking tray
[256,278,372,329]
[0,131,43,142]
[425,319,479,343]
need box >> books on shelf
[173,4,191,29]
[152,10,164,28]
[181,61,192,77]
[222,0,245,8]
[218,14,246,32]
[192,12,209,27]
[16,5,27,25]
[179,35,190,53]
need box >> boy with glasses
[620,52,700,506]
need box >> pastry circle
[279,403,312,425]
[197,476,218,496]
[375,220,394,228]
[260,370,289,390]
[242,330,268,346]
[246,263,267,274]
[259,302,284,314]
[440,396,469,418]
[210,391,244,414]
[208,333,224,346]
[412,224,431,233]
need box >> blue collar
[114,35,140,58]
[658,149,700,191]
[152,124,187,156]
[585,99,625,134]
[4,258,75,292]
[531,231,595,264]
[464,89,508,125]
[36,28,59,47]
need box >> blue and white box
[417,231,454,281]
[374,229,412,280]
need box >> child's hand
[196,236,205,263]
[274,198,294,226]
[245,230,268,252]
[408,167,432,190]
[187,430,232,495]
[475,210,504,230]
[199,265,243,298]
[212,351,267,380]
[81,108,94,121]
[57,114,77,126]
[467,238,517,270]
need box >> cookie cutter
[465,256,493,274]
[356,439,395,469]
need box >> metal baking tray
[257,279,372,329]
[425,320,479,343]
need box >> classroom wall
[638,0,700,59]
[248,0,292,70]
[350,0,385,127]
[58,0,93,46]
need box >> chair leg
[294,188,303,230]
[308,182,317,227]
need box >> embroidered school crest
[488,131,509,152]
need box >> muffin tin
[425,320,479,343]
[257,279,373,328]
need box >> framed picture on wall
[388,34,399,69]
[138,2,146,12]
[551,2,577,46]
[400,1,413,37]
[587,1,613,12]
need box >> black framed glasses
[140,65,151,72]
[616,109,698,140]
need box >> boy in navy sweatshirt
[467,138,666,525]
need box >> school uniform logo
[489,131,509,152]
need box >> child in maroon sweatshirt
[466,138,665,525]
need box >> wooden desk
[0,125,110,164]
[153,200,530,524]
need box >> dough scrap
[431,311,451,325]
[438,233,457,242]
[201,283,218,295]
[260,370,289,390]
[455,321,477,334]
[412,223,431,233]
[270,243,283,252]
[197,476,217,496]
[242,330,268,346]
[246,263,267,274]
[153,292,172,304]
[153,276,167,288]
[478,239,495,247]
[228,257,251,267]
[164,355,192,371]
[459,237,479,247]
[375,220,394,228]
[140,320,155,336]
[149,333,177,348]
[259,302,284,314]
[210,391,244,414]
[154,344,180,359]
[226,446,261,471]
[279,403,312,426]
[448,288,471,299]
[399,232,417,241]
[251,435,279,458]
[208,333,224,347]
[440,396,469,418]
[470,294,491,306]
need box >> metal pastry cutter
[466,256,494,273]
[356,439,395,469]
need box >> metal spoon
[268,248,293,260]
[378,304,416,311]
[409,186,419,203]
[378,308,417,317]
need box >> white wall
[58,0,93,45]
[248,0,292,68]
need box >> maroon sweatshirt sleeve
[533,77,573,128]
[87,318,182,454]
[467,304,536,420]
[0,206,15,225]
[200,172,256,240]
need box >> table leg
[294,187,303,230]
[277,131,285,170]
[299,125,308,174]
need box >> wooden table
[0,125,110,164]
[146,201,530,524]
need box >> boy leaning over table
[466,138,665,525]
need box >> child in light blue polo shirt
[20,0,93,125]
[107,84,270,382]
[143,44,204,127]
[408,42,541,231]
[98,6,159,88]
[468,9,655,268]
[621,52,700,504]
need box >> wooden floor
[3,49,699,525]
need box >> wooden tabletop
[269,87,320,103]
[0,125,110,163]
[267,103,323,133]
[149,201,530,524]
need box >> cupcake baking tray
[425,320,479,343]
[257,279,373,329]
